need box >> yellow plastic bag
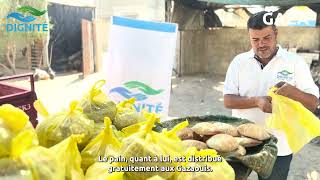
[267,87,320,153]
[114,98,145,130]
[0,104,30,132]
[161,120,189,141]
[0,104,37,158]
[0,158,33,180]
[91,122,124,141]
[50,135,85,180]
[10,130,39,159]
[121,113,186,180]
[20,146,65,180]
[120,111,157,137]
[85,162,124,180]
[0,129,37,180]
[80,80,117,123]
[175,147,235,180]
[35,100,95,149]
[147,175,166,180]
[11,130,65,180]
[81,117,122,171]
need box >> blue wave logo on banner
[7,12,36,22]
[6,6,47,23]
[109,87,147,101]
[109,81,163,101]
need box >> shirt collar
[275,45,286,58]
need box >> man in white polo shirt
[223,11,319,180]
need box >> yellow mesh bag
[50,135,85,180]
[114,98,145,130]
[85,162,124,180]
[11,130,65,180]
[120,113,187,180]
[80,80,117,123]
[35,100,94,149]
[81,117,122,171]
[175,147,235,180]
[0,104,37,158]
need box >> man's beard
[256,46,276,60]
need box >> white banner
[104,16,178,119]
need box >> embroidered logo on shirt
[277,70,293,81]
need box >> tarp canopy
[198,0,320,6]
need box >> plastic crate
[0,73,38,127]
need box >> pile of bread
[177,122,271,157]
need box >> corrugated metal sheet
[48,3,94,72]
[48,0,95,8]
[199,0,320,6]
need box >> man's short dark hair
[247,11,277,30]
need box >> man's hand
[224,94,272,113]
[274,81,297,98]
[273,81,319,112]
[255,96,272,113]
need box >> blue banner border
[112,16,177,33]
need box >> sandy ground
[7,72,320,180]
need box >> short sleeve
[294,57,319,98]
[223,57,240,95]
